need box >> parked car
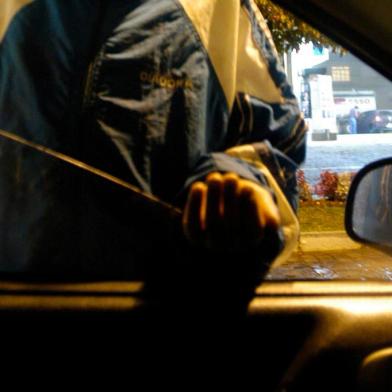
[337,110,392,134]
[357,110,392,133]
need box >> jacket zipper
[82,61,96,110]
[82,54,103,111]
[81,0,107,112]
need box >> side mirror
[345,158,392,254]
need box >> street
[303,133,392,185]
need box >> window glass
[1,2,392,283]
[332,66,351,82]
[267,46,392,282]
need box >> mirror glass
[352,164,392,246]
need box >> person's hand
[182,172,281,251]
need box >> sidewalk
[297,230,361,252]
[266,231,392,281]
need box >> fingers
[205,172,241,249]
[205,172,224,230]
[222,173,241,248]
[222,173,240,223]
[183,172,281,250]
[238,184,266,247]
[183,172,230,247]
[182,181,207,245]
[237,182,281,248]
[239,181,281,231]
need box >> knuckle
[206,172,223,183]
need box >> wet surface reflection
[266,246,392,281]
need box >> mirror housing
[345,158,392,254]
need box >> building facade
[314,52,392,114]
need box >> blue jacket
[0,0,306,277]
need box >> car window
[1,1,392,284]
[0,135,180,280]
[267,37,392,281]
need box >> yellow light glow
[336,299,392,315]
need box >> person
[0,0,306,279]
[349,106,359,134]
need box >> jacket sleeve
[182,0,307,212]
